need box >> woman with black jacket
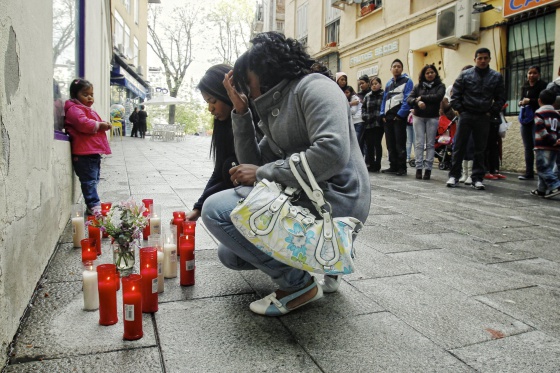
[518,65,548,180]
[407,64,445,180]
[362,76,384,172]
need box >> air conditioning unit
[117,43,125,56]
[436,0,480,48]
[331,0,348,8]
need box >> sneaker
[382,168,398,174]
[544,187,560,199]
[464,176,472,185]
[446,176,458,187]
[472,180,485,190]
[484,173,498,180]
[518,174,534,180]
[494,173,507,179]
[530,189,546,197]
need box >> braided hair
[233,32,316,96]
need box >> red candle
[122,274,143,340]
[172,211,185,251]
[182,220,196,236]
[139,247,158,313]
[81,238,97,265]
[115,268,121,291]
[97,264,118,325]
[142,200,153,240]
[179,235,195,286]
[100,202,112,238]
[87,216,102,256]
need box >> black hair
[391,59,404,68]
[232,32,315,96]
[69,78,93,99]
[528,65,541,73]
[344,85,357,101]
[359,74,369,83]
[539,89,556,105]
[370,76,382,86]
[140,105,145,110]
[418,64,441,84]
[475,48,491,58]
[198,64,233,107]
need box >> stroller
[408,115,457,170]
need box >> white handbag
[230,152,363,275]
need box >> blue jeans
[201,188,311,292]
[406,125,415,160]
[535,150,560,192]
[354,122,365,156]
[413,116,439,170]
[520,122,536,176]
[72,154,101,209]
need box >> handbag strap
[289,153,335,242]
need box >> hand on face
[229,164,258,186]
[223,70,249,115]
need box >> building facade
[254,0,286,36]
[283,0,560,171]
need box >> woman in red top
[64,78,112,214]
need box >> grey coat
[232,73,371,223]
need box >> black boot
[423,169,431,180]
[416,169,422,179]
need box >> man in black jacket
[446,48,506,190]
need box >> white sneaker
[472,181,485,190]
[464,176,472,185]
[319,275,342,293]
[446,177,458,188]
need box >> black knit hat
[197,64,233,107]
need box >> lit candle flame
[132,286,135,291]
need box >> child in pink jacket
[64,78,112,214]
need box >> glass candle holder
[149,205,162,236]
[172,211,185,252]
[148,234,164,293]
[100,202,112,238]
[179,235,195,286]
[82,264,99,311]
[97,264,118,325]
[81,238,97,265]
[142,199,153,240]
[162,232,177,279]
[122,274,143,340]
[72,203,85,248]
[87,215,102,256]
[140,247,158,313]
[182,220,196,236]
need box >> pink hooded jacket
[64,99,112,155]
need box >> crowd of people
[336,48,560,198]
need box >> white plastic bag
[498,113,512,138]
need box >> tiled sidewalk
[3,135,560,372]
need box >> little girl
[64,78,112,215]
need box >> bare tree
[208,0,254,65]
[148,4,199,124]
[52,0,75,65]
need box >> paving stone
[158,250,254,303]
[494,239,560,263]
[450,331,560,373]
[11,282,156,363]
[5,348,163,373]
[390,249,533,296]
[490,258,560,289]
[285,312,473,372]
[475,286,560,338]
[347,242,418,280]
[129,184,176,195]
[156,296,323,373]
[351,274,532,349]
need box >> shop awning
[111,53,149,99]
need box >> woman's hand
[185,209,201,222]
[519,98,530,106]
[418,101,426,110]
[223,70,249,115]
[229,164,258,186]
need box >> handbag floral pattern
[230,179,360,275]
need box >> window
[296,3,308,42]
[123,0,130,13]
[124,24,131,57]
[134,37,139,68]
[52,0,78,134]
[505,13,555,115]
[359,0,382,17]
[325,0,341,45]
[114,11,124,49]
[134,0,139,24]
[276,21,284,33]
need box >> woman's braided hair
[233,32,316,96]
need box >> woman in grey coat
[201,32,371,316]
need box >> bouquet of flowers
[90,198,148,272]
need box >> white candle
[150,217,161,235]
[157,250,164,292]
[82,268,99,311]
[72,217,85,247]
[163,243,177,278]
